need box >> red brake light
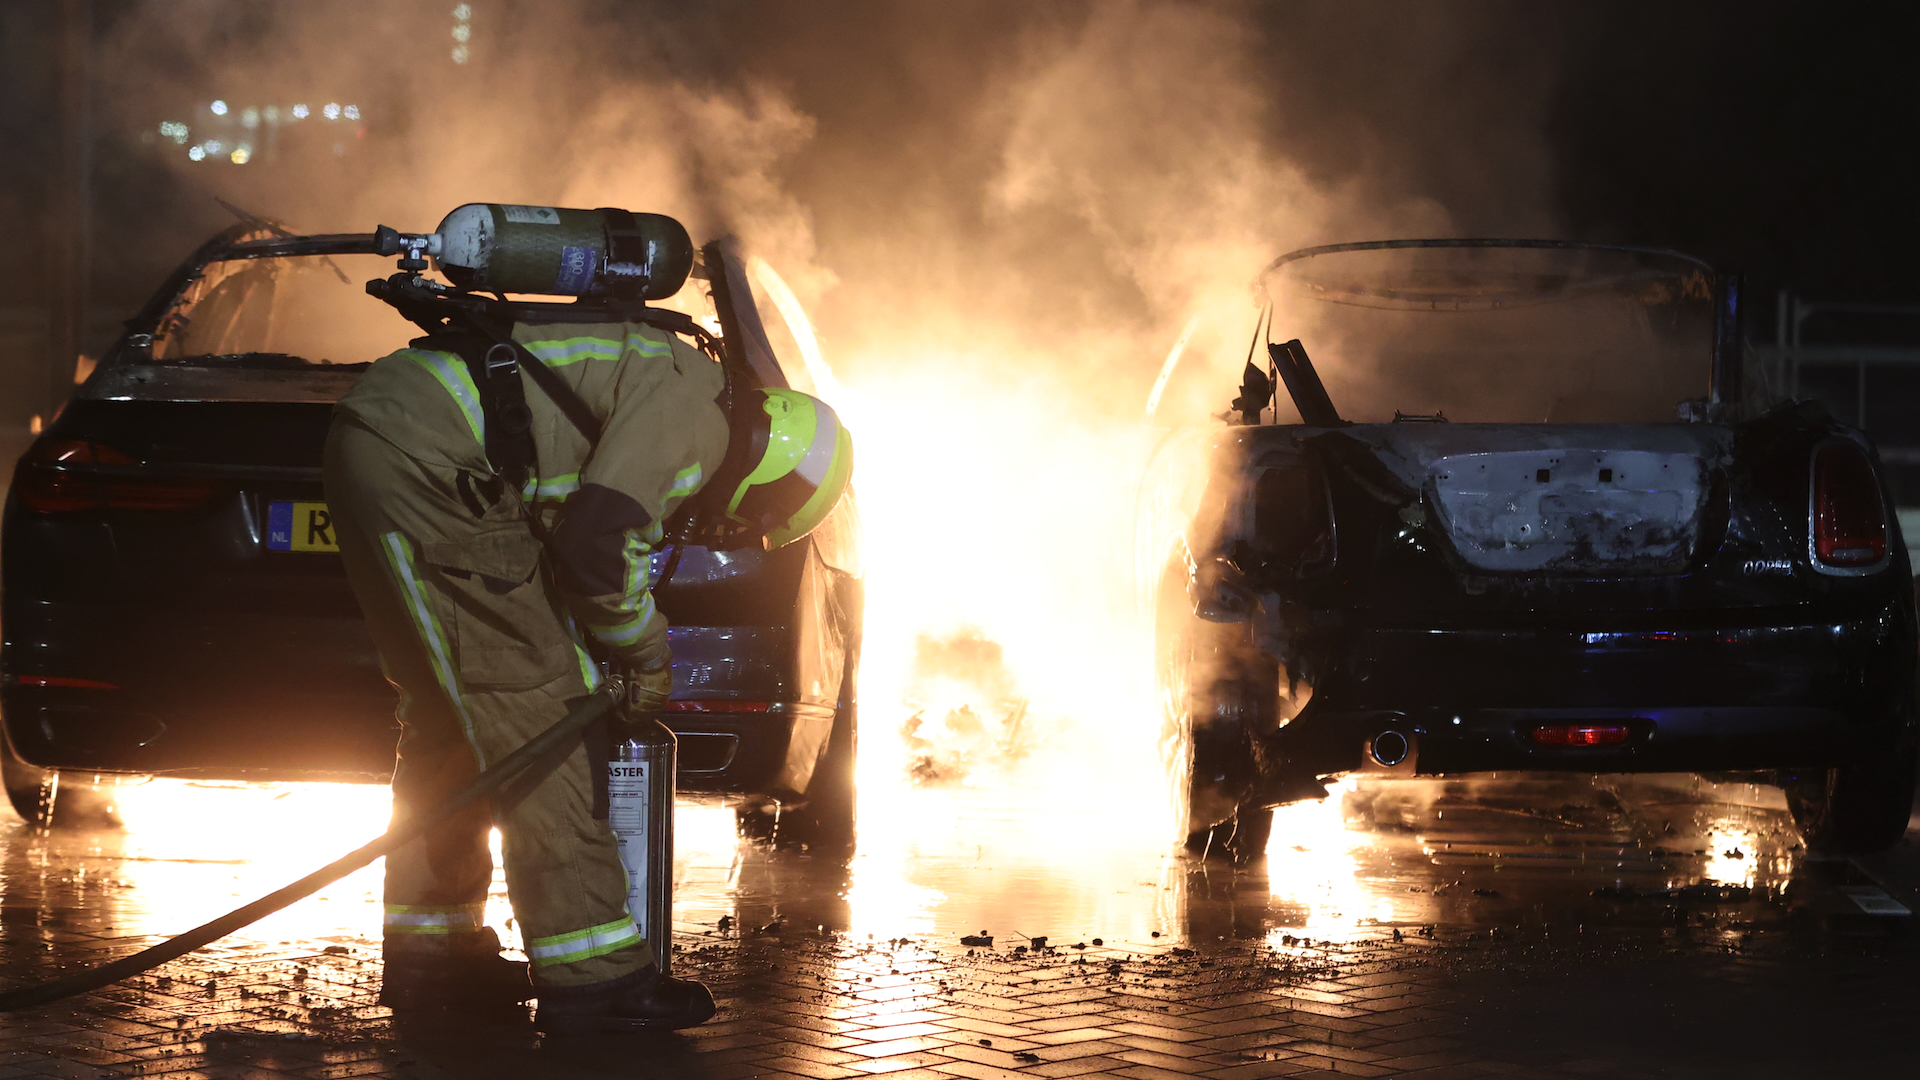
[1812,442,1887,569]
[35,439,137,466]
[15,439,220,514]
[1533,724,1632,747]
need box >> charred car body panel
[1164,240,1917,856]
[2,226,861,809]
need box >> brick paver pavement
[0,775,1914,1078]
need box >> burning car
[1157,240,1917,860]
[1,221,860,843]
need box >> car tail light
[14,439,220,514]
[1811,441,1888,569]
[1532,724,1631,747]
[11,675,120,689]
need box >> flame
[78,778,395,942]
[748,257,845,402]
[1259,779,1390,943]
[62,260,1220,952]
[1143,313,1202,422]
[724,259,1192,921]
[834,363,1168,802]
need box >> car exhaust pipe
[1364,730,1416,774]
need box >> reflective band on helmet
[526,917,642,967]
[794,404,838,486]
[380,531,479,760]
[407,349,485,446]
[383,903,487,935]
[766,420,854,549]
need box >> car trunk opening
[1340,424,1729,576]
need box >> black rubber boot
[380,929,533,1011]
[534,966,717,1033]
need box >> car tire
[2,735,121,829]
[770,673,858,852]
[1184,807,1275,865]
[736,610,860,852]
[1157,555,1276,866]
[1783,746,1918,854]
[2,735,56,825]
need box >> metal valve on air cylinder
[371,225,443,272]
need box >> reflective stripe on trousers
[384,903,488,935]
[525,916,642,968]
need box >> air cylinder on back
[434,203,693,301]
[607,715,677,975]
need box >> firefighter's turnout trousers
[324,418,649,987]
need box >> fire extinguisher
[607,715,676,975]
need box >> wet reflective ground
[1,768,1916,1078]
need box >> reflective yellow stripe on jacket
[522,331,672,366]
[404,349,485,446]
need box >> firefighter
[322,308,852,1032]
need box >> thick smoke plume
[94,0,1568,834]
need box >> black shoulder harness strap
[412,307,717,491]
[410,319,602,493]
[467,313,605,446]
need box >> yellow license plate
[267,501,339,553]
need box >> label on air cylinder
[500,204,560,225]
[607,761,652,937]
[553,245,598,294]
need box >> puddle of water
[0,768,1812,958]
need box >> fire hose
[0,678,626,1013]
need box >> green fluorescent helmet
[724,388,854,548]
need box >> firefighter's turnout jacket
[324,321,726,987]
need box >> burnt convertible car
[1,222,860,843]
[1158,240,1917,859]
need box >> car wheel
[776,679,858,852]
[2,735,57,825]
[1157,555,1275,865]
[736,624,860,852]
[1783,746,1918,854]
[2,736,122,829]
[1185,806,1275,864]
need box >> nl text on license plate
[267,501,339,553]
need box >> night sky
[2,2,1918,359]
